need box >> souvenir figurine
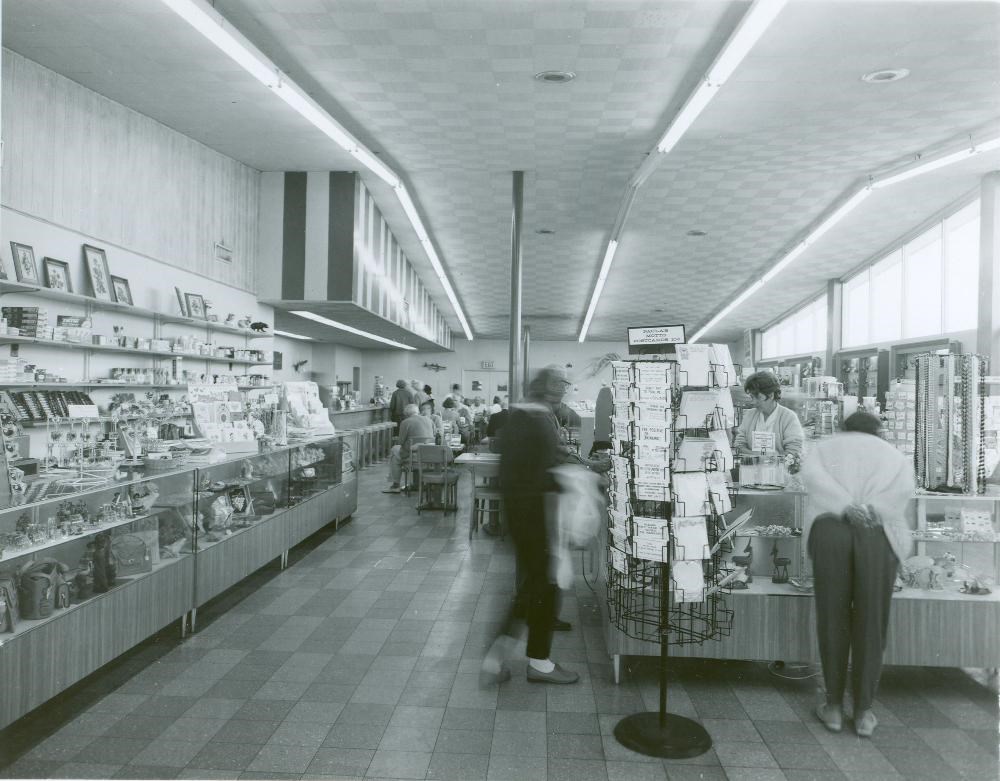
[771,541,790,584]
[732,539,753,584]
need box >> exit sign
[481,361,494,369]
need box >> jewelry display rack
[606,356,734,758]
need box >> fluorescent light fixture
[162,0,472,339]
[578,240,618,343]
[975,136,1000,153]
[393,184,474,341]
[656,80,719,154]
[273,329,313,341]
[690,280,765,343]
[871,147,975,189]
[803,187,871,245]
[159,0,276,86]
[351,147,400,188]
[585,0,786,340]
[706,0,789,85]
[760,241,809,284]
[290,311,417,350]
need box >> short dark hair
[442,397,455,409]
[423,385,432,395]
[843,411,882,436]
[744,371,782,400]
[419,399,434,413]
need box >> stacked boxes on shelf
[883,379,916,456]
[1,306,49,337]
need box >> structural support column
[978,172,1000,369]
[825,279,843,372]
[508,171,524,403]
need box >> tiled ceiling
[4,1,999,345]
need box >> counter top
[329,405,386,415]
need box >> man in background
[411,380,428,407]
[384,403,434,493]
[389,379,414,430]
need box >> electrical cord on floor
[767,660,821,680]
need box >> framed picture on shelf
[174,286,187,316]
[185,293,207,320]
[42,258,72,292]
[83,244,113,301]
[111,276,133,306]
[10,242,39,284]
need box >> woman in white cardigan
[799,411,915,738]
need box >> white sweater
[799,432,915,562]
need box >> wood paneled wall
[1,49,260,291]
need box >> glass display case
[0,467,196,639]
[0,432,356,730]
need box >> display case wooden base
[0,557,193,728]
[605,585,1000,682]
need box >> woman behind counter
[734,371,804,457]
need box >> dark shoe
[552,618,572,632]
[527,663,579,684]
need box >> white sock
[528,658,555,673]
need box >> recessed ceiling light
[535,229,556,235]
[861,68,910,83]
[534,70,576,84]
[686,229,708,237]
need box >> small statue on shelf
[732,539,753,584]
[771,541,790,584]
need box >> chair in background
[414,444,459,514]
[401,436,434,495]
[469,460,503,540]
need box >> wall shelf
[0,335,270,365]
[0,280,271,339]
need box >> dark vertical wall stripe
[328,172,357,300]
[282,172,307,299]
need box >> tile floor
[1,467,997,780]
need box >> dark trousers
[808,513,898,711]
[503,496,557,660]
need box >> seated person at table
[384,403,434,493]
[734,371,804,457]
[441,397,473,443]
[419,399,444,444]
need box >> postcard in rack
[633,482,671,502]
[709,343,739,387]
[708,430,735,471]
[634,442,671,462]
[611,361,632,384]
[674,436,713,472]
[633,383,670,402]
[675,344,713,386]
[672,560,706,603]
[633,459,670,485]
[634,419,671,442]
[632,516,670,540]
[678,390,721,430]
[608,508,630,534]
[629,399,672,422]
[673,516,710,561]
[633,362,671,386]
[707,471,733,514]
[633,537,669,562]
[672,472,710,516]
[610,547,629,574]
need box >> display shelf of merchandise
[0,432,357,730]
[0,335,270,365]
[723,579,1000,602]
[0,280,270,339]
[17,412,191,426]
[0,510,163,563]
[0,554,189,643]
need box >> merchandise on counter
[281,381,335,436]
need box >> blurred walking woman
[799,412,914,738]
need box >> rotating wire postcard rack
[605,354,736,758]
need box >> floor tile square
[284,700,345,723]
[547,732,605,759]
[426,751,490,781]
[72,737,151,765]
[246,743,319,773]
[323,721,388,749]
[491,728,547,756]
[493,709,546,732]
[128,740,205,768]
[113,764,180,779]
[547,757,609,781]
[211,719,280,744]
[266,720,332,747]
[434,728,494,755]
[546,712,601,734]
[486,753,547,781]
[378,725,440,752]
[306,747,374,776]
[50,762,124,779]
[365,748,432,779]
[188,741,262,771]
[233,699,295,721]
